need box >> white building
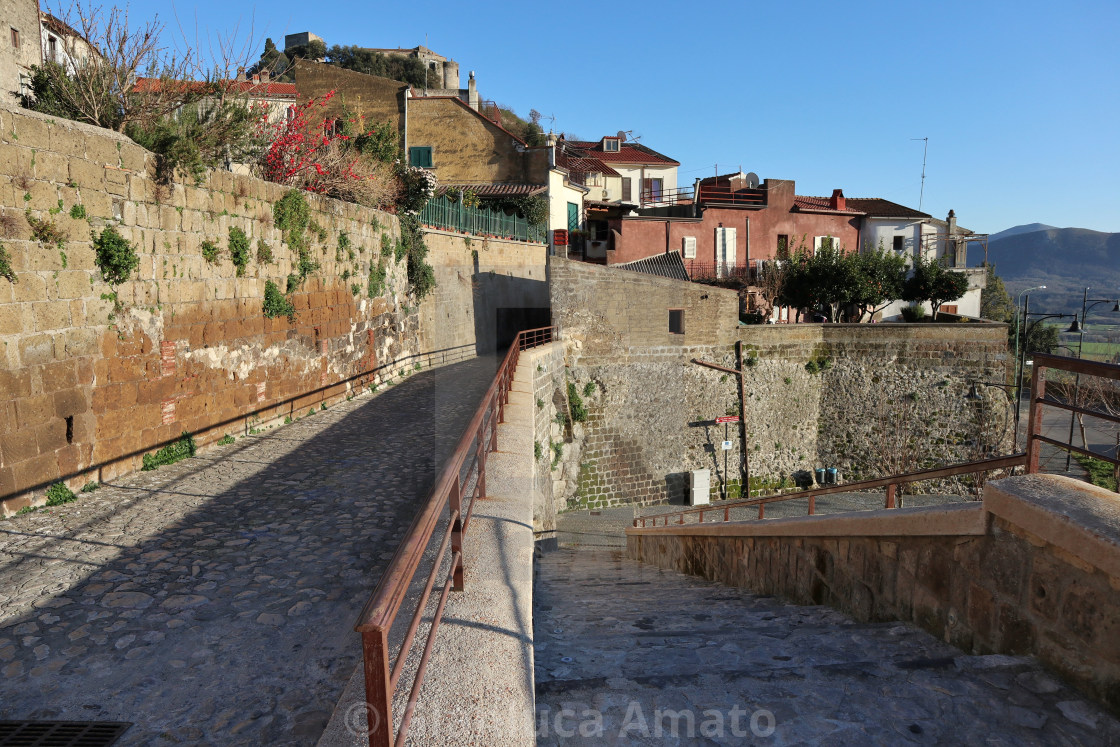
[849,199,987,320]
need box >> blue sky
[146,0,1119,233]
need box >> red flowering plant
[254,90,399,208]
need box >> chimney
[251,74,260,84]
[260,70,270,82]
[829,189,846,211]
[468,71,478,111]
[236,66,246,82]
[947,209,957,234]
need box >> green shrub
[69,204,87,220]
[582,381,596,397]
[26,210,65,246]
[534,440,543,461]
[567,382,587,423]
[217,434,235,445]
[350,282,361,296]
[337,231,352,262]
[274,189,311,234]
[93,226,139,284]
[0,243,15,283]
[256,238,273,263]
[80,481,100,493]
[45,482,76,506]
[380,233,392,256]
[142,432,197,471]
[262,280,296,322]
[201,239,222,264]
[228,226,250,276]
[368,261,387,298]
[900,305,928,323]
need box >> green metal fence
[418,195,547,243]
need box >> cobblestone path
[0,356,497,745]
[535,547,1120,745]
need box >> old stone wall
[627,474,1120,713]
[292,60,407,136]
[551,258,1011,509]
[419,230,548,360]
[0,103,545,513]
[524,341,566,542]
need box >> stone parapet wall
[627,474,1120,713]
[550,258,1011,509]
[524,342,566,542]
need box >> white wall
[861,218,925,267]
[610,164,677,205]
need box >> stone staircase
[534,537,1120,745]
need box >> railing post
[361,629,394,747]
[724,506,730,522]
[1025,364,1047,474]
[758,504,764,519]
[885,483,896,509]
[449,478,464,591]
[808,495,815,515]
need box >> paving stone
[0,357,498,745]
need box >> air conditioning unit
[689,469,710,506]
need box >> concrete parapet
[626,473,1120,713]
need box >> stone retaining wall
[550,258,1012,509]
[0,103,545,513]
[627,474,1120,713]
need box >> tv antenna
[911,137,928,211]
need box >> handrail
[1026,354,1120,474]
[633,453,1027,528]
[353,325,556,747]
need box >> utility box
[689,469,711,506]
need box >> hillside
[988,223,1058,242]
[975,226,1120,316]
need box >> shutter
[622,178,631,201]
[724,227,737,267]
[682,236,696,259]
[813,236,823,253]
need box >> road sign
[715,416,740,424]
[721,440,733,450]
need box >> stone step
[534,547,1120,745]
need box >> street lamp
[1063,287,1120,471]
[1014,286,1046,402]
[1016,311,1075,447]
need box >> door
[716,227,737,277]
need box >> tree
[902,256,970,319]
[849,244,908,321]
[980,263,1014,322]
[1023,322,1059,356]
[28,3,198,132]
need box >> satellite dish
[745,172,760,189]
[617,130,626,141]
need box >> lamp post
[1016,311,1075,450]
[1063,287,1120,471]
[1014,286,1046,402]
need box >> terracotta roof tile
[438,183,546,197]
[565,139,679,166]
[793,195,864,214]
[845,198,930,219]
[132,77,298,98]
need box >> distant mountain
[988,223,1059,242]
[974,226,1120,316]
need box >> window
[408,146,433,168]
[586,172,602,187]
[47,35,57,62]
[668,309,685,335]
[892,235,904,251]
[10,28,19,48]
[813,235,838,253]
[589,220,609,241]
[621,177,631,201]
[682,236,697,259]
[603,137,620,152]
[642,178,663,201]
[777,234,789,258]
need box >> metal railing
[1026,354,1120,475]
[419,194,547,243]
[697,184,766,207]
[640,186,694,207]
[353,325,555,747]
[684,261,756,283]
[632,454,1027,527]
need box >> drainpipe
[665,220,670,255]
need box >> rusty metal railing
[632,454,1027,528]
[353,325,555,747]
[1026,354,1120,475]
